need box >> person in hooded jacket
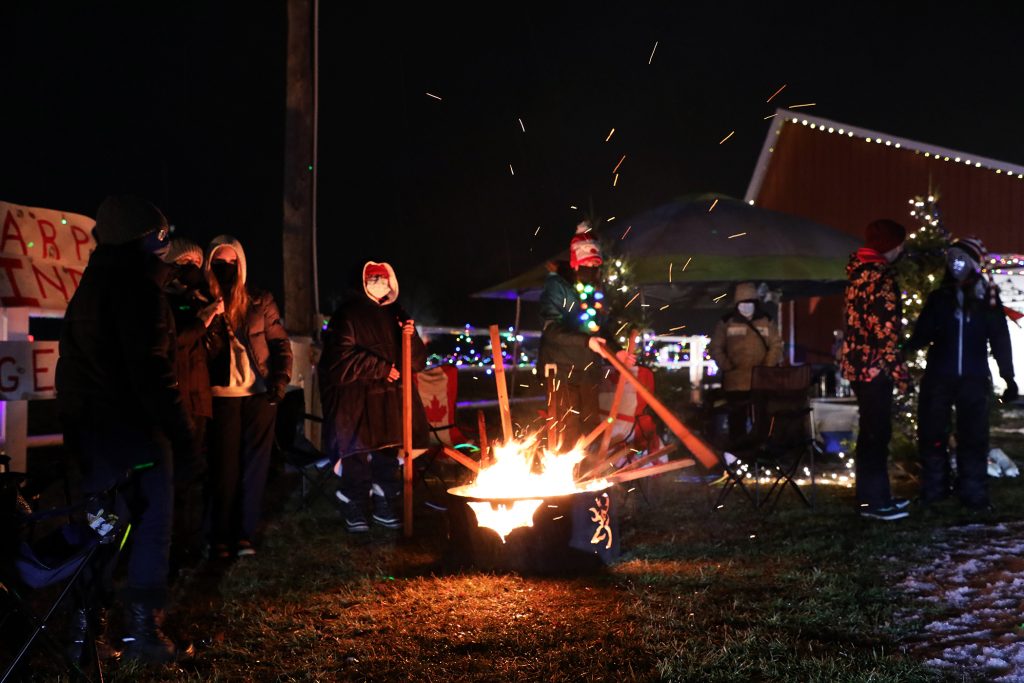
[708,281,783,443]
[906,237,1016,510]
[56,195,193,662]
[318,261,429,533]
[840,219,913,521]
[161,238,224,566]
[204,235,292,558]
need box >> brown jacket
[709,310,783,391]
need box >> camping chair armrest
[767,407,813,418]
[303,413,324,423]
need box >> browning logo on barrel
[589,493,613,550]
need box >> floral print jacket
[839,249,912,392]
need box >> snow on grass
[898,521,1024,682]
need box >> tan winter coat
[709,311,783,391]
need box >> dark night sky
[3,2,1023,328]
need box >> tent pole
[509,293,521,399]
[789,299,795,365]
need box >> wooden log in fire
[592,343,718,469]
[488,325,514,443]
[605,458,696,485]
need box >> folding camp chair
[712,365,818,511]
[414,365,478,495]
[1,464,132,683]
[597,365,665,461]
[273,387,333,511]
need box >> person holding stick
[539,222,634,453]
[318,261,430,533]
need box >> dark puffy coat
[318,298,429,457]
[207,289,292,395]
[906,277,1014,381]
[56,245,192,453]
[538,272,603,384]
[167,289,223,419]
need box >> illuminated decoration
[893,192,949,441]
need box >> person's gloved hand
[1002,378,1018,403]
[587,336,607,355]
[267,383,288,406]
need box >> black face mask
[576,266,600,285]
[174,264,205,291]
[211,261,238,290]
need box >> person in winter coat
[906,237,1016,510]
[204,236,292,558]
[161,238,224,566]
[839,219,913,521]
[708,281,783,442]
[538,222,633,453]
[56,195,192,662]
[318,261,429,533]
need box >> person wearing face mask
[538,221,634,454]
[708,282,783,443]
[839,219,913,521]
[160,238,225,569]
[318,261,430,533]
[203,235,292,558]
[56,195,194,662]
[906,237,1015,511]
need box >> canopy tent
[476,196,860,306]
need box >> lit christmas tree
[892,191,950,448]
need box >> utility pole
[283,0,318,337]
[283,0,320,435]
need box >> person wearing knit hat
[203,236,292,557]
[318,260,430,532]
[906,235,1016,511]
[839,218,912,521]
[538,220,634,453]
[161,237,225,569]
[708,282,782,443]
[56,195,192,661]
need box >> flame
[452,437,609,542]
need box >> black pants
[339,447,400,505]
[74,423,174,608]
[208,394,277,545]
[917,374,990,507]
[725,390,751,444]
[852,377,895,507]
[172,416,207,563]
[551,380,600,454]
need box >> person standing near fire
[840,219,913,521]
[906,237,1016,510]
[708,281,783,444]
[318,261,430,533]
[539,221,634,453]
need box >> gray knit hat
[162,237,203,265]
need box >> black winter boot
[123,603,177,663]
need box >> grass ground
[16,420,1024,682]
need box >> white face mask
[366,279,391,302]
[737,302,755,318]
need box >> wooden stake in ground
[402,324,414,538]
[488,325,513,443]
[592,343,718,469]
[597,332,636,459]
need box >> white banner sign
[0,341,59,400]
[0,201,96,310]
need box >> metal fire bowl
[446,483,610,503]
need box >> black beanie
[864,219,906,253]
[93,195,168,246]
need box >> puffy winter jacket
[708,309,783,391]
[906,277,1014,381]
[56,244,193,452]
[537,272,603,384]
[839,250,911,391]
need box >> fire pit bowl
[445,484,620,575]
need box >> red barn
[747,109,1024,364]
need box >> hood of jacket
[362,261,399,305]
[205,235,248,286]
